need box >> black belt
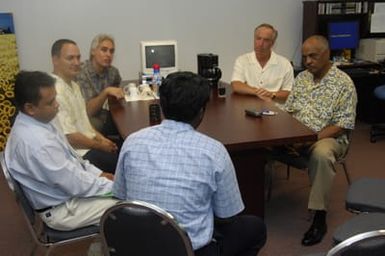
[36,206,52,213]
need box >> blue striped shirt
[113,119,244,249]
[5,113,113,210]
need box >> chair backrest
[100,200,195,256]
[327,229,385,256]
[374,85,385,101]
[1,152,52,252]
[0,152,37,225]
[1,151,100,255]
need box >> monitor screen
[328,21,359,50]
[144,45,175,68]
[141,40,178,77]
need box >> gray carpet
[260,121,385,256]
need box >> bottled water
[152,64,161,97]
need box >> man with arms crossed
[4,71,118,231]
[231,23,294,102]
[283,35,357,246]
[113,72,266,256]
[51,39,118,173]
[76,34,124,135]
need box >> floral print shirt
[284,64,357,143]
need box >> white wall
[0,0,304,82]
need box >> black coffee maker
[197,53,222,88]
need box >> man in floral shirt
[284,35,357,246]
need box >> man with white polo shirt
[231,23,294,102]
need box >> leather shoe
[301,222,327,246]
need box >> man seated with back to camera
[270,35,357,246]
[4,71,119,232]
[51,38,119,173]
[112,71,267,256]
[231,23,294,102]
[76,34,124,136]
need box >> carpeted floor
[259,121,385,256]
[1,121,384,255]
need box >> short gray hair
[89,34,115,59]
[254,23,278,43]
[306,35,330,51]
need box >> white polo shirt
[231,51,294,92]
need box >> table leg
[230,149,266,218]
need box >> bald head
[302,35,332,79]
[303,35,329,52]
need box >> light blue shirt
[113,119,244,250]
[4,112,113,210]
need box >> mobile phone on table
[245,109,262,118]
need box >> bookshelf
[303,1,370,42]
[316,1,367,15]
[303,0,385,41]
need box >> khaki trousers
[39,197,119,231]
[307,138,348,210]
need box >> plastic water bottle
[152,64,161,97]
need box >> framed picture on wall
[0,12,15,34]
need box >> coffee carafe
[197,53,222,88]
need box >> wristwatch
[271,92,277,100]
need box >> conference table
[109,87,316,218]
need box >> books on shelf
[318,3,326,14]
[318,2,365,15]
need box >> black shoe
[301,222,327,246]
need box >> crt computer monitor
[140,40,178,77]
[328,21,359,50]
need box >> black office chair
[370,84,385,143]
[100,200,195,256]
[304,176,385,256]
[266,132,352,200]
[330,229,385,256]
[326,177,385,255]
[0,152,99,256]
[346,177,385,213]
[304,228,385,256]
[332,213,385,255]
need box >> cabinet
[303,1,370,42]
[302,0,385,43]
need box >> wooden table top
[109,91,317,152]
